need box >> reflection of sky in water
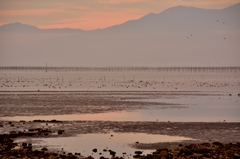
[3,93,239,122]
[139,94,240,122]
[15,132,194,158]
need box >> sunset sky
[0,0,240,30]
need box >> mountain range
[0,3,239,67]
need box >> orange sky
[0,0,240,30]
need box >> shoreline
[1,124,240,159]
[1,120,240,158]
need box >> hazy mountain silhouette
[98,4,239,34]
[0,22,40,32]
[1,3,239,33]
[0,22,85,34]
[0,3,239,67]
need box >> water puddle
[15,132,194,158]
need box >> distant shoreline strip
[0,66,239,72]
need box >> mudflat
[0,69,240,158]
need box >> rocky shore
[1,132,240,159]
[0,134,80,159]
[1,120,240,159]
[136,142,240,159]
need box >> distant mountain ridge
[99,3,240,33]
[0,3,239,67]
[0,22,85,34]
[0,3,239,33]
[0,22,39,32]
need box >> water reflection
[15,132,194,158]
[3,93,239,122]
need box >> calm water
[15,132,194,158]
[2,92,239,122]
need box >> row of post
[0,66,240,73]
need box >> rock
[27,144,32,150]
[234,153,240,159]
[171,148,180,156]
[46,155,55,159]
[201,142,211,147]
[11,146,22,151]
[33,120,44,122]
[133,154,142,158]
[109,150,116,156]
[185,144,194,149]
[212,142,224,147]
[92,148,97,153]
[203,153,211,158]
[192,153,203,159]
[181,148,194,155]
[50,119,61,122]
[157,149,168,157]
[22,142,27,147]
[134,151,142,155]
[58,130,64,135]
[193,147,212,154]
[41,147,48,151]
[33,150,42,155]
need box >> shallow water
[1,70,240,158]
[15,132,194,158]
[2,92,239,122]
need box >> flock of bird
[0,72,239,91]
[187,19,227,39]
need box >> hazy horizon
[1,0,240,30]
[0,1,240,67]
